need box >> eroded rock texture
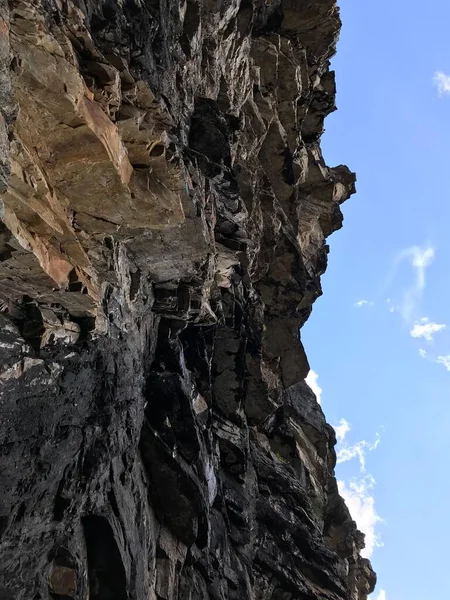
[0,1,376,599]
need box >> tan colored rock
[0,1,187,318]
[48,565,77,597]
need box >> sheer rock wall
[0,1,376,599]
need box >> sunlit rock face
[0,1,375,599]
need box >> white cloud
[334,424,380,472]
[337,436,380,472]
[338,476,383,559]
[410,317,446,341]
[334,418,350,442]
[419,348,427,358]
[412,246,435,269]
[334,419,382,558]
[354,299,373,308]
[334,420,383,558]
[305,369,322,404]
[434,71,450,96]
[372,589,387,600]
[437,355,450,371]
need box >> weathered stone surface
[0,1,376,599]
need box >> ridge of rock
[0,1,376,599]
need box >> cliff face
[0,1,376,599]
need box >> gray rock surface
[0,0,376,598]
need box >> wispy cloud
[384,246,449,373]
[434,71,450,96]
[397,245,435,322]
[437,355,450,371]
[305,369,322,404]
[334,419,383,559]
[337,437,380,471]
[335,421,380,472]
[354,299,373,308]
[372,589,387,600]
[334,418,350,442]
[410,318,446,341]
[338,476,383,559]
[386,298,395,313]
[417,350,450,371]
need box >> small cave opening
[82,516,127,600]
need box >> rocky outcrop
[0,1,376,599]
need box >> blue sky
[302,1,450,599]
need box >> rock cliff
[0,1,376,599]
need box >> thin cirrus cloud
[333,420,383,559]
[305,369,322,404]
[410,317,446,342]
[434,71,450,96]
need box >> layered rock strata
[0,1,376,599]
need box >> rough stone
[0,1,376,599]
